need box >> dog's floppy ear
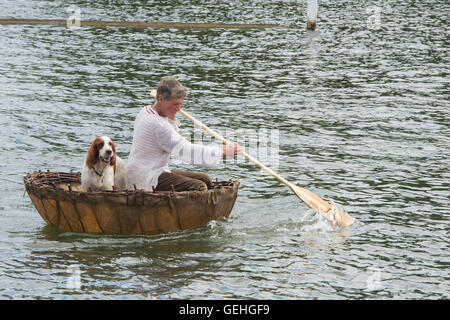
[85,137,104,168]
[110,139,117,173]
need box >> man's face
[159,96,184,119]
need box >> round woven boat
[23,171,240,235]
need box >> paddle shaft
[150,90,291,186]
[179,110,289,183]
[179,109,331,210]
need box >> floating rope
[0,18,303,30]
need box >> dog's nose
[106,150,112,155]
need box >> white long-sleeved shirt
[127,105,222,191]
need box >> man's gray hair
[156,77,187,100]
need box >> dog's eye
[109,142,113,146]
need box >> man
[127,77,242,192]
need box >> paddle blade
[291,185,354,227]
[327,204,355,228]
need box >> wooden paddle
[150,89,354,227]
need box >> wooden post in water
[306,0,318,30]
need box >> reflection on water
[0,1,448,299]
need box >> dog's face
[86,136,116,168]
[97,136,115,164]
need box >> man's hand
[222,142,243,157]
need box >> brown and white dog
[81,136,128,192]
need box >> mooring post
[306,0,318,30]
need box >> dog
[81,136,128,192]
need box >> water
[0,0,449,299]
